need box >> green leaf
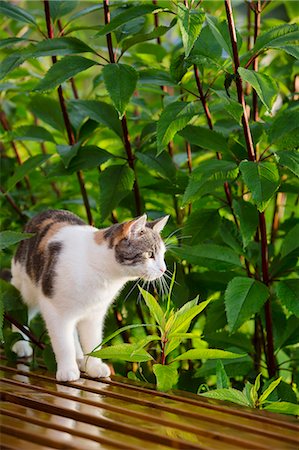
[263,401,299,416]
[191,24,223,63]
[275,279,299,317]
[183,159,239,205]
[42,344,57,373]
[281,224,299,258]
[102,63,138,119]
[169,299,210,337]
[12,125,56,143]
[177,4,205,58]
[67,4,103,24]
[250,373,262,406]
[66,146,115,173]
[269,105,299,145]
[277,151,299,177]
[49,1,79,20]
[27,37,96,58]
[0,37,29,49]
[96,4,159,36]
[225,277,270,333]
[68,100,122,138]
[153,364,178,392]
[179,125,229,153]
[96,324,155,349]
[157,101,200,155]
[216,360,230,389]
[239,160,280,212]
[238,68,277,111]
[0,1,37,25]
[98,164,135,221]
[259,378,282,405]
[233,199,258,248]
[136,150,176,181]
[252,23,299,55]
[29,95,65,132]
[56,143,81,168]
[200,388,250,406]
[139,287,164,328]
[173,348,244,362]
[121,25,173,54]
[172,244,242,271]
[206,15,242,59]
[90,343,153,362]
[6,154,52,192]
[0,231,34,251]
[212,90,243,124]
[34,56,98,92]
[0,54,25,80]
[184,209,220,245]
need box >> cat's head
[104,215,169,281]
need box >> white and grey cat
[11,209,169,382]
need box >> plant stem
[43,0,93,225]
[0,186,25,219]
[4,313,45,350]
[103,0,142,216]
[225,0,276,378]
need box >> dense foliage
[0,0,298,413]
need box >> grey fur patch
[115,228,161,266]
[42,241,63,297]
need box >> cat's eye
[148,251,154,259]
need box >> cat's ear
[124,214,147,237]
[147,215,169,233]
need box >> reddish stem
[4,313,45,350]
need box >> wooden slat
[1,359,298,450]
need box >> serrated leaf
[183,159,239,205]
[34,56,98,92]
[225,277,270,332]
[259,378,282,405]
[171,244,242,271]
[191,24,223,62]
[206,15,242,59]
[277,151,299,177]
[49,1,78,20]
[6,154,52,192]
[252,23,299,55]
[275,279,299,317]
[238,68,277,111]
[90,343,152,362]
[169,299,210,338]
[12,125,55,143]
[269,105,299,145]
[0,231,34,251]
[200,388,250,406]
[98,164,135,221]
[233,199,258,248]
[102,63,138,119]
[184,209,220,244]
[139,287,164,328]
[136,150,176,180]
[66,146,114,173]
[216,360,230,389]
[281,224,299,259]
[212,90,243,124]
[177,4,205,58]
[29,95,65,132]
[179,125,229,153]
[173,348,244,362]
[0,0,37,25]
[68,100,122,138]
[121,25,173,54]
[263,401,299,416]
[239,160,280,212]
[26,37,96,58]
[96,4,159,36]
[157,101,200,155]
[153,364,178,392]
[56,143,80,168]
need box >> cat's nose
[160,264,166,273]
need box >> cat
[11,209,169,382]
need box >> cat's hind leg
[77,309,111,379]
[12,307,38,358]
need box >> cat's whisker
[164,228,183,243]
[124,278,141,303]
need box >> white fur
[11,223,167,382]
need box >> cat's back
[12,210,87,298]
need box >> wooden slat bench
[1,359,298,450]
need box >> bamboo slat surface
[0,358,298,450]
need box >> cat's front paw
[56,365,80,382]
[12,340,33,358]
[84,357,111,378]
